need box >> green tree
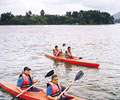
[0,10,114,25]
[0,12,14,24]
[66,12,72,17]
[72,11,79,18]
[40,10,45,16]
[26,11,32,17]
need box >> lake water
[0,24,120,100]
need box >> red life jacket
[20,73,33,90]
[53,49,59,56]
[48,81,62,97]
[66,50,72,56]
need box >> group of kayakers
[53,45,73,58]
[16,67,72,100]
[16,45,75,100]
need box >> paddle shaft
[58,70,84,99]
[58,81,74,99]
[16,82,38,97]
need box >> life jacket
[66,50,72,57]
[53,49,59,56]
[47,81,63,97]
[19,73,33,90]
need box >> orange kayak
[0,82,86,100]
[45,54,99,68]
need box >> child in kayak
[46,75,72,100]
[53,45,63,56]
[16,67,40,93]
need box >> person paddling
[46,75,72,100]
[53,45,62,56]
[65,47,73,58]
[16,67,40,93]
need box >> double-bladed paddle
[11,70,54,100]
[58,70,84,99]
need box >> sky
[0,0,120,15]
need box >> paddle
[78,57,83,59]
[11,70,54,100]
[58,70,84,99]
[62,43,66,47]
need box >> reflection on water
[0,25,120,100]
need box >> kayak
[45,54,99,68]
[0,82,86,100]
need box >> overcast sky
[0,0,120,15]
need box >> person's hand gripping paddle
[58,70,84,99]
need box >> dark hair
[52,75,57,80]
[68,47,71,49]
[24,67,31,71]
[55,45,58,48]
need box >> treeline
[0,10,114,25]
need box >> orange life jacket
[66,50,72,56]
[48,81,62,97]
[53,49,59,56]
[20,73,33,90]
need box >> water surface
[0,24,120,100]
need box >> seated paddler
[46,75,72,100]
[16,67,40,93]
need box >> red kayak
[0,82,86,100]
[45,54,99,68]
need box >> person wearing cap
[16,67,40,93]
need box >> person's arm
[16,77,25,93]
[58,49,63,56]
[61,86,65,91]
[30,75,40,84]
[56,50,60,56]
[62,83,72,91]
[46,86,58,100]
[53,50,56,56]
[33,80,40,84]
[68,54,73,58]
[68,52,73,58]
[16,86,25,93]
[65,51,68,57]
